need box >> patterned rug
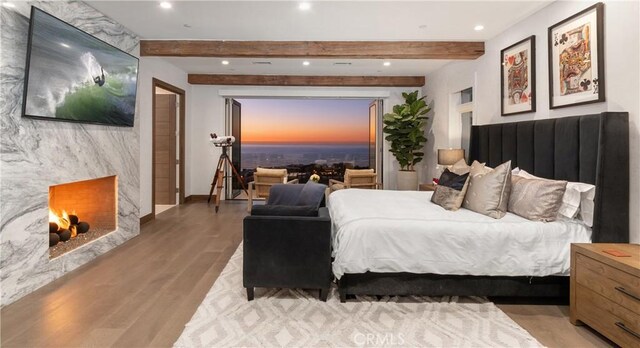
[175,245,542,347]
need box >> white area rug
[175,245,542,348]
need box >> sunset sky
[238,98,372,144]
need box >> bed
[331,112,629,302]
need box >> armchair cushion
[251,205,318,217]
[297,182,327,208]
[256,167,288,177]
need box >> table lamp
[437,148,465,166]
[434,149,465,183]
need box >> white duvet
[328,189,591,279]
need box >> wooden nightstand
[570,243,640,347]
[419,183,436,191]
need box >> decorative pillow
[449,159,471,175]
[297,182,327,208]
[463,161,512,219]
[516,169,595,225]
[469,160,490,176]
[431,169,470,211]
[267,184,303,205]
[508,176,567,221]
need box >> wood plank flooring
[1,201,612,347]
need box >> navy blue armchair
[243,183,332,301]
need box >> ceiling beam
[187,74,425,87]
[140,40,484,60]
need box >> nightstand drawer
[577,285,640,348]
[576,254,640,314]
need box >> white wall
[423,0,640,243]
[137,57,191,216]
[187,86,420,197]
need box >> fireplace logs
[58,229,71,242]
[48,211,91,247]
[77,222,90,234]
[49,233,60,247]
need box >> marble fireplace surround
[0,1,140,306]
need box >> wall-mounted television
[22,7,139,127]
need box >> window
[455,88,473,162]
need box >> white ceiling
[87,0,554,76]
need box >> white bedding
[328,189,591,279]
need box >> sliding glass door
[226,97,384,198]
[369,99,383,185]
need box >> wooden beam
[140,40,484,60]
[187,74,425,87]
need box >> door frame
[369,99,384,186]
[152,78,186,216]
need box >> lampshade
[437,148,465,166]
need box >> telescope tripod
[207,145,248,213]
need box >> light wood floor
[1,201,613,347]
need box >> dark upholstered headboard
[469,112,629,243]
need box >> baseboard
[184,195,210,203]
[140,213,154,225]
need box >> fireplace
[48,176,118,259]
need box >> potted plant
[383,91,430,190]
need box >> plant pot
[397,170,418,191]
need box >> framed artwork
[501,35,536,116]
[548,2,604,109]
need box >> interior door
[230,99,242,198]
[155,94,177,205]
[369,99,383,184]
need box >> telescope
[210,133,236,146]
[207,133,247,213]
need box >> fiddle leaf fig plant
[383,90,430,171]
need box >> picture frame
[501,35,536,116]
[548,2,604,109]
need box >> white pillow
[516,170,595,226]
[576,185,596,227]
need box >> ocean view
[241,144,370,171]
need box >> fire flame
[49,209,71,230]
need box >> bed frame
[338,112,629,302]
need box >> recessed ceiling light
[60,43,70,48]
[299,2,311,11]
[160,2,172,9]
[302,61,310,66]
[474,25,484,31]
[383,61,391,66]
[2,2,16,8]
[221,60,229,65]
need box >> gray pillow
[267,184,304,205]
[463,161,512,219]
[508,176,567,222]
[297,182,327,208]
